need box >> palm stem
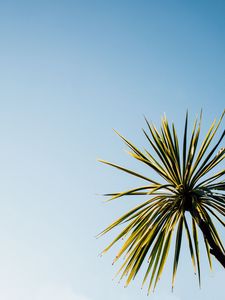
[190,210,225,268]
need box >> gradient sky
[0,1,224,299]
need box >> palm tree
[98,111,225,294]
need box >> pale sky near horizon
[0,1,224,299]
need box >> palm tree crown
[98,111,225,294]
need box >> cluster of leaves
[98,111,225,294]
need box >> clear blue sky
[0,1,224,299]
